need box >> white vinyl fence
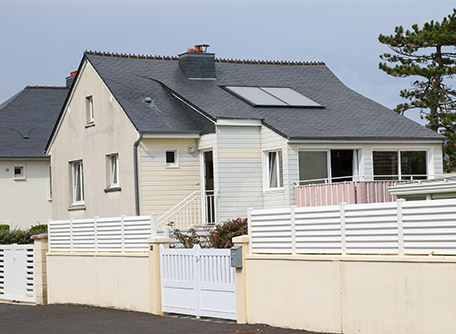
[0,244,35,303]
[160,245,236,320]
[48,215,157,252]
[249,198,456,256]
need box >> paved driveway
[0,303,326,334]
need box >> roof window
[224,86,323,108]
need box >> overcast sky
[0,0,454,125]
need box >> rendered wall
[139,138,200,217]
[244,255,456,334]
[0,159,51,229]
[47,253,150,313]
[48,61,139,220]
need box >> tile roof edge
[0,89,24,111]
[25,86,69,90]
[84,50,325,66]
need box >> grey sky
[0,0,454,125]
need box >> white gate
[160,245,236,320]
[0,244,35,303]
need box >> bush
[208,217,248,248]
[0,224,48,245]
[172,227,210,248]
[0,224,10,232]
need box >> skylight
[224,86,322,108]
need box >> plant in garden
[0,224,48,245]
[208,217,248,248]
[0,224,10,232]
[172,227,210,248]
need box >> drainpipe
[133,132,143,216]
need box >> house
[0,85,69,229]
[45,45,444,227]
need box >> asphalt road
[0,303,326,334]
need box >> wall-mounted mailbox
[230,245,242,268]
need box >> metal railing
[157,191,217,229]
[295,174,429,186]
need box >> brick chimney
[178,44,215,79]
[65,71,77,88]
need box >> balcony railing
[294,175,428,207]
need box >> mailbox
[230,245,243,268]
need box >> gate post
[31,233,48,304]
[232,235,250,324]
[148,236,170,315]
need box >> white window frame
[263,149,284,192]
[86,95,94,125]
[297,147,363,184]
[107,154,120,188]
[13,165,25,180]
[71,160,84,205]
[165,149,179,168]
[372,147,431,180]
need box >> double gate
[160,245,236,320]
[0,244,35,303]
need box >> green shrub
[0,224,48,245]
[0,224,10,232]
[208,218,248,248]
[30,224,47,236]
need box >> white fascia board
[46,60,139,154]
[216,119,262,127]
[389,182,456,196]
[142,133,200,139]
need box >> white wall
[0,159,51,229]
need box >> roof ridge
[26,86,69,90]
[84,50,325,66]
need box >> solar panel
[224,86,322,108]
[224,86,287,106]
[261,87,322,107]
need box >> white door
[160,245,236,320]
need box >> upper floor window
[264,150,283,190]
[166,149,178,168]
[373,150,427,180]
[13,165,25,180]
[86,95,94,125]
[107,154,119,188]
[71,160,84,205]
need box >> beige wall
[0,159,51,229]
[244,255,456,334]
[47,253,150,313]
[48,61,139,219]
[139,138,200,217]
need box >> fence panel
[160,245,236,320]
[49,215,156,252]
[0,244,35,303]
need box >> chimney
[66,71,77,87]
[178,44,215,79]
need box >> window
[166,149,178,168]
[86,95,94,124]
[71,161,84,205]
[224,86,322,108]
[373,150,427,180]
[13,165,25,180]
[265,150,283,190]
[107,154,119,188]
[298,149,359,184]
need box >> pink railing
[294,181,404,207]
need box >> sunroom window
[373,150,427,180]
[298,149,359,184]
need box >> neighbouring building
[45,45,444,228]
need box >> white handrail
[295,174,432,186]
[157,191,201,225]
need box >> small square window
[166,150,178,168]
[13,166,25,180]
[86,95,94,124]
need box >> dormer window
[86,95,94,125]
[224,86,323,108]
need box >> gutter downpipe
[134,132,143,216]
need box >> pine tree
[378,9,456,171]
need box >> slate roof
[82,51,443,141]
[0,86,69,158]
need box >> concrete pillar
[148,236,171,315]
[31,233,48,305]
[232,235,250,324]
